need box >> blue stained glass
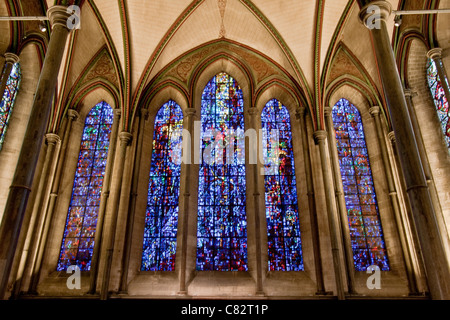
[261,99,303,271]
[141,100,183,271]
[196,72,248,271]
[332,98,389,271]
[0,62,21,150]
[57,101,113,271]
[427,59,450,150]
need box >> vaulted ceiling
[1,0,445,131]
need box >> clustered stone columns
[0,53,20,100]
[368,106,419,295]
[296,107,326,295]
[100,131,133,300]
[89,109,121,294]
[313,130,345,300]
[119,109,148,294]
[359,0,450,299]
[323,106,355,295]
[0,5,72,300]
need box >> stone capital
[427,48,443,61]
[119,131,133,145]
[47,5,72,30]
[4,52,19,65]
[114,108,122,117]
[67,109,79,121]
[369,106,381,117]
[186,108,196,117]
[404,88,417,98]
[323,106,333,117]
[45,133,61,145]
[359,1,392,28]
[388,131,396,143]
[313,130,328,144]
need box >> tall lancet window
[332,99,389,271]
[427,59,450,150]
[0,62,21,150]
[261,99,303,271]
[57,102,113,271]
[196,72,248,271]
[141,100,183,271]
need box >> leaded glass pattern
[332,98,389,271]
[261,99,303,271]
[196,72,248,271]
[427,58,450,149]
[141,100,183,271]
[57,101,113,271]
[0,62,21,150]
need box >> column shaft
[370,106,419,294]
[179,108,195,294]
[27,133,60,293]
[314,130,345,300]
[297,108,325,294]
[89,109,121,294]
[249,108,263,295]
[324,107,355,294]
[119,109,147,293]
[0,53,19,102]
[0,6,71,299]
[360,1,450,299]
[100,131,132,300]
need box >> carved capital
[388,131,396,143]
[323,106,333,117]
[369,106,381,117]
[427,48,443,61]
[47,5,72,30]
[45,133,61,146]
[313,130,328,144]
[67,109,79,121]
[4,52,19,65]
[359,1,392,28]
[119,131,133,145]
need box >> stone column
[27,133,61,293]
[0,6,71,300]
[369,106,419,295]
[427,48,450,103]
[297,107,326,295]
[100,131,132,300]
[11,110,77,298]
[323,107,355,294]
[404,88,450,273]
[0,53,20,100]
[119,109,148,293]
[179,108,196,295]
[359,1,450,299]
[248,107,264,296]
[313,130,345,300]
[89,109,121,294]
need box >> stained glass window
[57,101,113,271]
[427,58,450,150]
[141,100,183,271]
[196,72,248,271]
[261,99,303,271]
[332,98,389,271]
[0,62,21,150]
